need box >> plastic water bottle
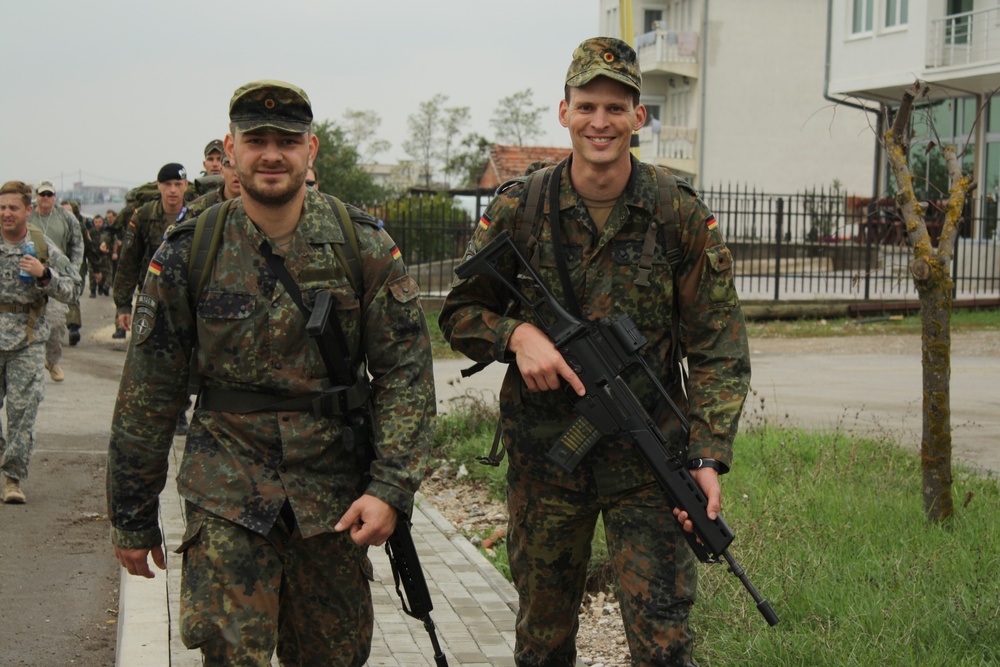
[20,240,35,283]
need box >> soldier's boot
[2,476,26,504]
[46,363,65,382]
[112,328,127,339]
[89,287,97,298]
[68,324,81,346]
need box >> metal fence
[373,187,1000,302]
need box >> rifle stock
[456,230,779,627]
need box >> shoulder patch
[132,294,158,345]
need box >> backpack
[21,224,50,344]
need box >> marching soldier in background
[0,181,79,503]
[27,180,83,381]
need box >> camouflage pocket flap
[706,244,733,273]
[173,517,205,555]
[388,274,420,304]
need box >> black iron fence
[373,186,1000,301]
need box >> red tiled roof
[478,145,573,190]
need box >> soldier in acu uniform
[439,37,751,666]
[107,80,435,666]
[0,181,79,503]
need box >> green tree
[490,88,548,146]
[312,120,386,205]
[447,133,492,188]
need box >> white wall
[699,0,875,194]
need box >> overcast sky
[1,0,598,193]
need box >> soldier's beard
[238,163,306,207]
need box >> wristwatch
[37,267,52,284]
[687,458,723,473]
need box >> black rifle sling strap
[545,159,583,319]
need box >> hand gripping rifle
[455,230,779,626]
[306,291,450,665]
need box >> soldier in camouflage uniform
[439,38,750,666]
[113,162,192,334]
[87,214,112,297]
[0,181,79,503]
[107,80,435,666]
[27,180,83,381]
[187,152,242,218]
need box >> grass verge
[431,399,1000,666]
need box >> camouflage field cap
[565,37,641,93]
[229,80,313,134]
[203,139,223,156]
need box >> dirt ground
[1,285,995,666]
[0,293,124,667]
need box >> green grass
[428,308,1000,354]
[431,400,1000,666]
[746,306,1000,339]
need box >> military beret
[229,80,313,134]
[203,139,224,156]
[157,163,187,183]
[565,37,641,93]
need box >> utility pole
[619,0,641,158]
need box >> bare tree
[403,94,447,188]
[490,88,548,146]
[883,82,976,523]
[341,109,391,164]
[438,105,470,188]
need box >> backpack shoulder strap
[187,199,233,302]
[515,163,561,270]
[322,193,364,298]
[636,164,682,287]
[654,165,683,272]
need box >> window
[644,9,663,33]
[852,0,873,34]
[885,0,908,28]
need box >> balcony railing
[635,29,698,73]
[638,124,696,160]
[927,6,1000,68]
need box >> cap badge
[265,98,276,109]
[603,52,615,63]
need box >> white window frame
[852,0,874,35]
[884,0,908,29]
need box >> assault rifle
[306,291,450,665]
[455,230,779,627]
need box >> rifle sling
[546,160,582,319]
[259,239,355,386]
